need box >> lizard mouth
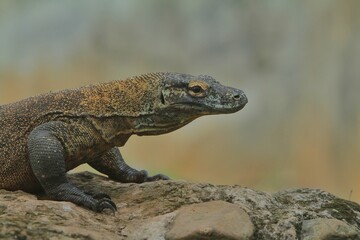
[168,101,246,115]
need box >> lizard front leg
[89,147,169,183]
[27,121,116,213]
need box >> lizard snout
[231,89,248,106]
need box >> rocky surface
[0,172,359,240]
[165,201,254,240]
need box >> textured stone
[124,212,177,240]
[0,172,359,239]
[301,218,360,240]
[165,201,254,240]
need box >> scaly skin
[0,72,247,212]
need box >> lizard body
[0,72,247,212]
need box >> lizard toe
[145,173,170,182]
[96,198,117,214]
[91,192,112,200]
[124,169,148,183]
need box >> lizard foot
[46,183,117,213]
[84,191,117,213]
[115,169,170,183]
[133,170,170,183]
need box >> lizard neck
[87,113,197,146]
[132,113,197,136]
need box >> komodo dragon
[0,72,247,212]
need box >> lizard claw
[85,191,116,213]
[145,173,170,182]
[96,197,117,214]
[135,170,170,182]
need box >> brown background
[0,0,359,203]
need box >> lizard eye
[188,81,209,97]
[190,86,203,94]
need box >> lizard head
[81,72,247,138]
[159,73,247,116]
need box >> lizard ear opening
[160,91,166,105]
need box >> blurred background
[0,0,359,203]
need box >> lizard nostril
[233,94,241,100]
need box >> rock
[301,218,360,240]
[165,200,254,240]
[123,212,177,240]
[0,172,359,240]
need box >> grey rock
[165,200,254,240]
[301,218,360,240]
[0,172,359,239]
